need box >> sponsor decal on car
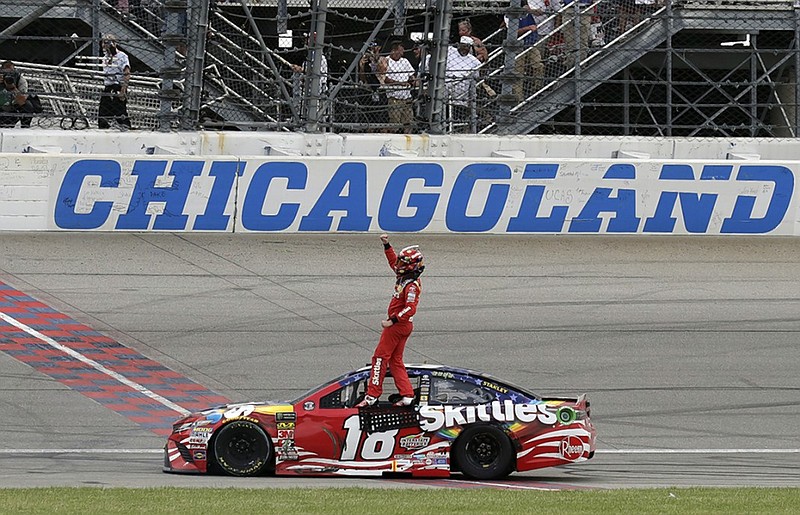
[399,433,431,450]
[480,380,509,394]
[277,422,295,430]
[561,435,584,461]
[419,401,557,432]
[188,426,213,445]
[275,412,297,422]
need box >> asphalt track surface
[0,233,798,490]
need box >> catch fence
[0,0,798,136]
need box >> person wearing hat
[444,36,482,132]
[98,34,132,129]
[457,19,488,63]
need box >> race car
[164,364,596,480]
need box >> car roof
[350,363,539,398]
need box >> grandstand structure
[0,0,798,137]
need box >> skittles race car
[164,364,596,480]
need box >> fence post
[183,0,210,130]
[427,0,452,135]
[305,0,328,132]
[160,0,189,131]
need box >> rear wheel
[452,425,514,480]
[213,420,271,476]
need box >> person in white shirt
[445,37,482,132]
[99,34,131,129]
[381,41,415,133]
[528,0,562,79]
[457,19,488,63]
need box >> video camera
[3,71,19,87]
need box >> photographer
[98,34,132,129]
[0,61,35,128]
[357,42,388,132]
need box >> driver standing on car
[356,234,424,408]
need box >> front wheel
[452,425,514,480]
[213,420,272,476]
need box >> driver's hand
[380,233,389,245]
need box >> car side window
[429,377,496,405]
[320,380,365,409]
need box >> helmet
[395,245,424,274]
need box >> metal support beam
[0,0,64,38]
[426,0,452,134]
[305,0,328,132]
[183,0,210,129]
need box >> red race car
[164,364,596,480]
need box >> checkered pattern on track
[0,282,230,436]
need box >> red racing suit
[366,246,420,399]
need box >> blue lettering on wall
[52,158,797,235]
[446,164,511,232]
[569,188,641,232]
[299,162,372,231]
[643,165,718,233]
[507,164,567,232]
[194,161,244,231]
[378,163,442,232]
[115,160,203,230]
[721,165,794,234]
[55,159,120,229]
[569,164,641,232]
[241,161,306,231]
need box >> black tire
[213,420,272,477]
[452,425,515,480]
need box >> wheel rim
[465,432,501,469]
[220,427,267,469]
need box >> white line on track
[0,449,797,455]
[597,449,800,454]
[0,449,163,454]
[0,311,190,416]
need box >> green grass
[0,487,798,514]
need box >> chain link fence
[0,0,798,136]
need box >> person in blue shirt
[504,13,545,102]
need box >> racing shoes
[355,395,377,408]
[393,397,415,406]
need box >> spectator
[562,0,592,69]
[616,0,636,35]
[382,41,415,134]
[98,34,132,129]
[504,12,544,102]
[358,42,388,131]
[528,0,563,79]
[457,19,489,63]
[445,37,482,132]
[0,61,35,128]
[412,42,431,130]
[291,54,329,94]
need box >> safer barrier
[1,131,799,234]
